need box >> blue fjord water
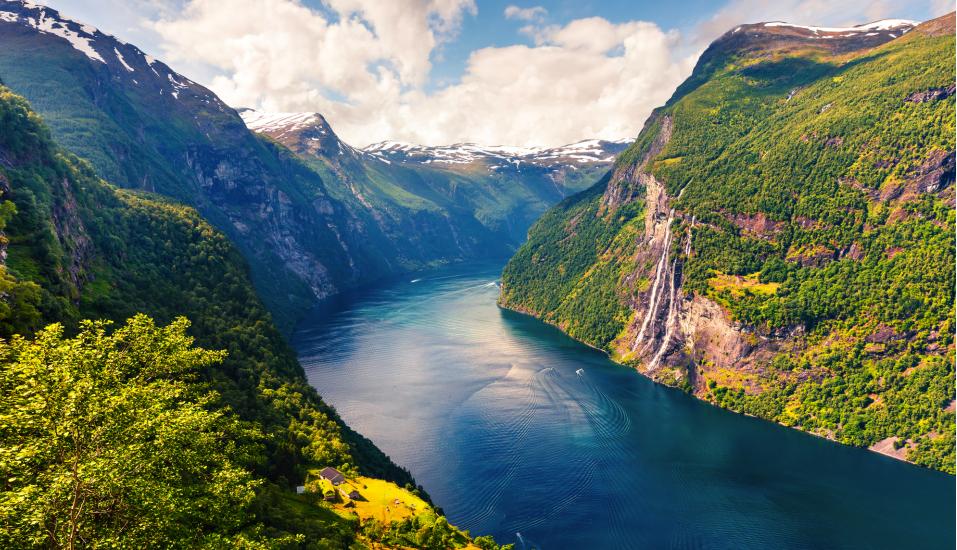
[292,263,955,549]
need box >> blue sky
[414,0,940,90]
[429,0,720,87]
[44,0,950,146]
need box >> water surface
[293,263,955,549]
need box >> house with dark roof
[319,466,346,486]
[339,485,361,501]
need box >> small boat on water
[576,368,584,375]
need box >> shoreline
[496,299,949,474]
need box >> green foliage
[0,315,265,548]
[500,177,643,348]
[501,26,956,471]
[359,513,498,550]
[0,84,512,547]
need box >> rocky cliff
[501,14,956,472]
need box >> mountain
[0,0,407,332]
[241,108,625,263]
[500,14,956,472]
[0,1,623,333]
[362,138,627,170]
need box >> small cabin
[339,485,361,500]
[319,466,346,486]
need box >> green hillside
[501,15,956,472]
[0,87,506,548]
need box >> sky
[43,0,950,147]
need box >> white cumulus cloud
[45,0,947,148]
[149,0,693,147]
[504,5,547,22]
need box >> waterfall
[632,208,674,351]
[684,215,695,256]
[650,258,680,370]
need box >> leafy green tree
[0,315,263,548]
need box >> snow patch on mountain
[762,19,916,36]
[364,138,630,167]
[241,111,323,135]
[0,5,106,63]
[114,47,134,72]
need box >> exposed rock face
[906,149,955,194]
[731,212,785,238]
[605,113,779,382]
[51,177,94,290]
[181,143,348,302]
[600,115,672,214]
[905,84,957,103]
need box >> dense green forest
[0,87,505,547]
[501,17,956,472]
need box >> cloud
[153,0,474,101]
[504,5,547,22]
[151,1,692,147]
[67,0,936,148]
[387,26,696,147]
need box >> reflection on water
[293,263,955,549]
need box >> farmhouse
[319,466,346,486]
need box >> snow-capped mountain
[235,108,622,275]
[0,1,226,110]
[362,139,630,170]
[240,109,631,175]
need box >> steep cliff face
[501,14,956,472]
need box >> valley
[0,1,953,548]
